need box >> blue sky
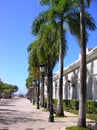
[0,0,97,94]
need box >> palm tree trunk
[37,79,40,109]
[46,55,51,109]
[32,87,35,105]
[78,0,86,127]
[47,73,50,109]
[48,66,54,122]
[40,73,44,107]
[56,15,64,116]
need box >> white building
[53,46,97,100]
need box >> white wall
[53,47,97,100]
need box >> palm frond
[31,10,50,35]
[85,12,97,30]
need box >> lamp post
[39,62,45,107]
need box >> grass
[66,126,90,130]
[54,115,67,118]
[86,113,97,120]
[66,109,97,121]
[43,105,97,121]
[66,109,78,115]
[43,107,97,120]
[42,109,49,112]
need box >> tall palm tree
[78,0,86,127]
[27,41,41,105]
[33,23,64,121]
[32,0,96,119]
[29,20,64,121]
[78,0,96,127]
[39,0,69,116]
[66,0,96,127]
[52,0,96,119]
[38,24,65,121]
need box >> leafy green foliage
[25,75,34,89]
[52,99,97,114]
[64,99,79,110]
[86,100,97,113]
[31,11,51,35]
[0,79,18,98]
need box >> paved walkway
[0,98,96,130]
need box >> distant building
[52,46,97,100]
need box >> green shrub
[63,99,79,110]
[70,100,79,110]
[52,99,97,114]
[86,100,97,114]
[53,99,57,106]
[63,100,70,109]
[63,99,97,114]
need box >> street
[0,98,96,130]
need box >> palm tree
[39,0,69,117]
[31,22,64,121]
[32,0,96,119]
[78,0,86,127]
[50,0,96,119]
[78,0,87,127]
[37,0,78,116]
[66,0,96,127]
[38,24,63,121]
[78,0,96,127]
[27,41,41,106]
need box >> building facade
[53,46,97,100]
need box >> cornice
[53,46,97,80]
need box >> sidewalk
[0,98,96,130]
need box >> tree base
[56,110,64,117]
[48,115,54,122]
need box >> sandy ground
[0,98,96,130]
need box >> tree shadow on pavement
[0,108,16,111]
[26,129,34,130]
[0,128,9,130]
[0,98,46,130]
[0,104,15,106]
[0,108,44,126]
[26,128,45,130]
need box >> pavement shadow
[0,108,17,111]
[0,128,9,130]
[0,107,44,125]
[26,129,34,130]
[0,98,48,130]
[0,99,18,106]
[0,104,15,106]
[26,128,45,130]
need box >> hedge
[52,99,97,114]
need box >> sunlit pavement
[0,98,96,130]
